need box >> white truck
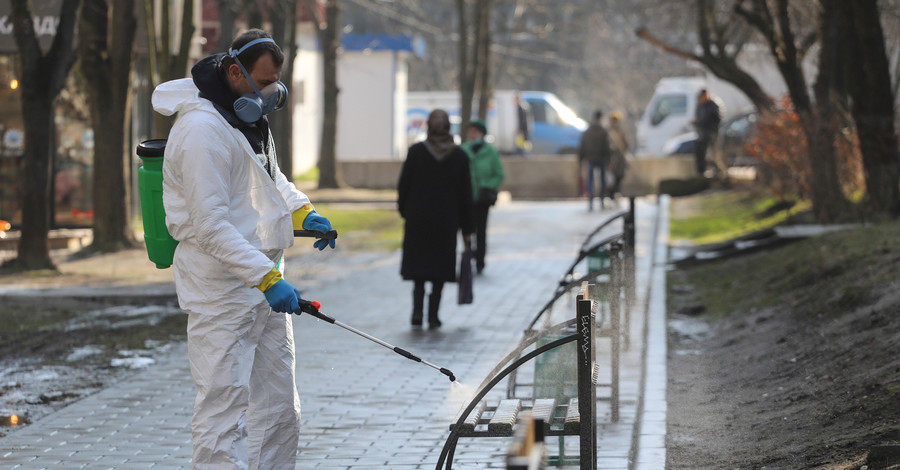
[635,47,790,157]
[406,90,588,155]
[634,76,756,157]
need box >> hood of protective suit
[151,75,310,316]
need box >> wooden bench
[435,283,600,470]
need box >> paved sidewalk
[0,197,669,469]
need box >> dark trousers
[412,279,445,325]
[694,130,716,176]
[586,162,608,208]
[473,202,491,271]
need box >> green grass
[295,166,319,182]
[669,189,811,245]
[316,204,404,251]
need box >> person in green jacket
[462,120,505,274]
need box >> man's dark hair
[221,29,285,72]
[593,110,603,121]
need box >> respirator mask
[228,38,289,123]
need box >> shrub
[746,96,863,200]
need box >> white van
[634,77,708,157]
[406,90,587,155]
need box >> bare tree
[142,0,195,138]
[736,0,848,223]
[5,0,80,271]
[304,0,343,188]
[79,0,139,251]
[635,0,775,115]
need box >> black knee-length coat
[398,142,474,282]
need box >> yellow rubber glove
[256,267,283,292]
[292,204,315,230]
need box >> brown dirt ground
[665,197,900,470]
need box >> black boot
[412,281,425,326]
[427,282,443,328]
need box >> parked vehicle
[635,44,797,159]
[406,90,587,155]
[717,112,759,167]
[658,111,759,168]
[636,76,757,158]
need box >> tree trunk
[217,0,238,51]
[457,0,475,140]
[737,0,845,223]
[476,0,492,122]
[80,0,138,251]
[6,0,80,271]
[269,0,299,180]
[835,0,900,217]
[316,0,343,189]
[16,91,55,270]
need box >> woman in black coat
[398,109,474,328]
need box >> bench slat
[451,400,487,433]
[487,399,521,435]
[564,398,580,434]
[532,398,557,434]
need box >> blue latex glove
[263,279,303,314]
[303,210,336,251]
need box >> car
[660,112,758,168]
[717,112,758,167]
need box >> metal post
[608,243,621,423]
[576,291,596,470]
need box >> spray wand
[297,299,457,382]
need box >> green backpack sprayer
[137,139,178,269]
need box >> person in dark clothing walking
[577,110,612,211]
[398,109,475,328]
[692,89,721,176]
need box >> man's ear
[226,63,243,84]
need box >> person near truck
[514,92,532,156]
[152,29,336,469]
[692,89,721,176]
[577,110,613,211]
[462,119,504,275]
[398,109,475,328]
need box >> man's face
[467,126,484,141]
[228,53,282,96]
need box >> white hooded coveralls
[152,78,308,470]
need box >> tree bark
[6,0,80,271]
[834,0,900,217]
[457,0,475,141]
[79,0,138,251]
[476,0,492,122]
[143,0,194,138]
[306,0,343,188]
[268,0,299,180]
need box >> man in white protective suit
[151,29,335,469]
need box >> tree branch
[634,27,700,62]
